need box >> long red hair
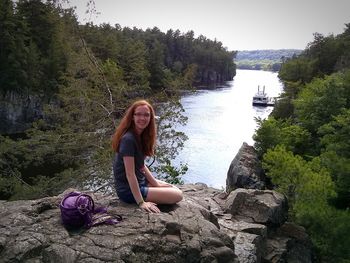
[112,100,156,156]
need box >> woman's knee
[146,186,183,204]
[173,188,183,203]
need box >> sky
[66,0,350,51]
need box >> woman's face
[133,105,151,133]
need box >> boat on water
[252,85,275,106]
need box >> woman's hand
[139,201,160,213]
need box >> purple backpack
[60,191,122,229]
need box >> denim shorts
[117,185,149,204]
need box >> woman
[112,100,183,213]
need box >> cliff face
[0,143,312,263]
[194,68,235,86]
[0,91,44,134]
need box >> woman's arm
[142,164,159,186]
[123,156,144,204]
[143,165,172,187]
[124,156,160,213]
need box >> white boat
[252,85,275,106]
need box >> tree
[279,56,315,84]
[147,39,166,90]
[253,117,284,158]
[256,24,350,262]
[119,39,150,93]
[0,0,236,200]
[16,0,68,93]
[305,33,341,76]
[152,99,188,184]
[271,83,298,120]
[262,145,335,217]
[0,0,28,92]
[294,73,347,136]
[318,109,350,208]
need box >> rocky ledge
[0,144,313,263]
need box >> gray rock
[265,222,313,263]
[219,218,267,238]
[224,188,288,226]
[0,184,312,263]
[0,91,45,134]
[226,142,265,191]
[0,185,237,263]
[234,232,263,263]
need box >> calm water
[174,69,283,189]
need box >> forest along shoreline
[0,0,235,201]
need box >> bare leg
[146,186,183,204]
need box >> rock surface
[224,189,288,226]
[0,142,312,262]
[226,142,265,191]
[0,91,44,134]
[0,184,311,263]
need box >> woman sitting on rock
[112,100,183,213]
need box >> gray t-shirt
[113,131,146,193]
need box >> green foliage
[279,57,316,83]
[253,117,283,158]
[294,73,347,135]
[152,99,188,183]
[253,117,311,158]
[262,145,336,216]
[271,80,305,120]
[147,39,166,90]
[119,39,150,92]
[15,0,68,93]
[236,49,302,61]
[0,0,29,91]
[163,64,198,92]
[279,125,312,155]
[271,94,295,120]
[295,202,350,262]
[319,108,350,158]
[279,29,350,84]
[3,0,238,199]
[235,59,280,71]
[236,49,301,71]
[255,24,350,262]
[318,109,350,208]
[0,0,74,93]
[0,131,83,200]
[304,33,343,76]
[259,71,350,261]
[102,59,126,88]
[80,23,123,62]
[2,0,236,96]
[153,158,187,185]
[82,25,236,89]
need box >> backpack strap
[91,206,122,226]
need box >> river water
[174,69,283,189]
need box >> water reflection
[173,70,283,189]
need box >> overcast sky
[67,0,350,51]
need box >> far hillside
[235,49,302,71]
